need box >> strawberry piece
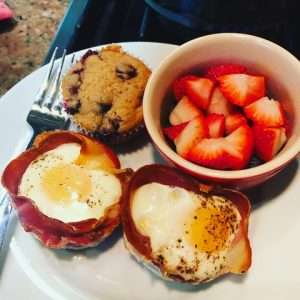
[252,124,287,162]
[173,75,196,101]
[186,138,235,170]
[187,125,253,170]
[175,116,208,158]
[187,138,232,170]
[244,97,285,127]
[204,65,247,82]
[207,87,237,117]
[225,112,248,135]
[219,74,266,107]
[205,113,225,138]
[224,125,254,170]
[169,96,204,125]
[163,122,189,140]
[184,76,215,110]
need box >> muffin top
[61,45,151,139]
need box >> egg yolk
[42,163,92,204]
[189,207,233,253]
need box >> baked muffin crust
[62,45,151,143]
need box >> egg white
[131,182,241,282]
[19,143,122,223]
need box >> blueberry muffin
[61,45,151,143]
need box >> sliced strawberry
[219,74,265,107]
[184,76,215,110]
[173,75,196,101]
[252,124,287,162]
[169,96,204,125]
[207,87,237,117]
[205,113,225,138]
[175,116,208,158]
[224,125,254,170]
[244,97,285,127]
[225,112,248,135]
[204,64,247,82]
[187,138,233,170]
[187,125,253,170]
[163,122,189,140]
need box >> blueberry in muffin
[61,45,151,143]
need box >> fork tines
[27,48,72,131]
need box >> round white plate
[1,42,300,300]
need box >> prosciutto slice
[1,131,133,249]
[122,164,252,284]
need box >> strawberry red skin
[224,125,254,170]
[163,122,189,140]
[187,125,253,170]
[173,75,198,101]
[225,112,248,135]
[184,76,215,110]
[206,113,225,138]
[219,74,266,107]
[204,65,247,82]
[175,116,208,158]
[169,96,204,126]
[187,138,233,170]
[252,124,287,162]
[244,97,286,127]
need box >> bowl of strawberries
[143,33,300,190]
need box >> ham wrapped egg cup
[1,131,133,249]
[122,164,252,284]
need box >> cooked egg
[131,182,241,282]
[19,143,122,223]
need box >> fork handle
[26,126,49,149]
[0,193,12,251]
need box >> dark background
[45,0,300,62]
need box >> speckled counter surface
[0,0,69,97]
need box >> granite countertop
[0,0,70,97]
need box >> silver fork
[0,48,73,251]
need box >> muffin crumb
[62,45,151,143]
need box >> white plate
[1,42,300,300]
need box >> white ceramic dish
[1,42,300,300]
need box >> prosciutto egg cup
[122,164,251,285]
[1,131,133,249]
[143,33,300,189]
